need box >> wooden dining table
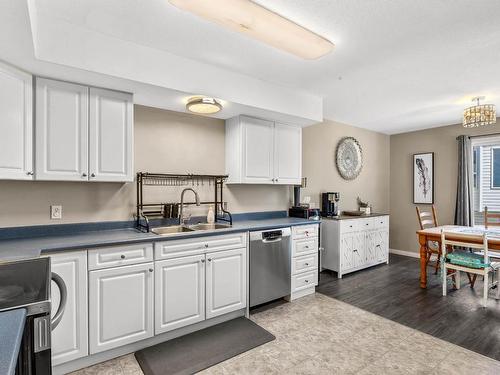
[417,225,500,288]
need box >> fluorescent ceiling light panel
[169,0,334,59]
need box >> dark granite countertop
[0,217,318,261]
[0,309,26,375]
[322,212,389,220]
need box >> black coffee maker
[321,192,340,217]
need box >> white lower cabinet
[289,224,319,301]
[89,262,154,354]
[155,246,247,334]
[155,255,205,335]
[206,248,247,319]
[54,233,249,368]
[322,216,390,278]
[48,251,88,366]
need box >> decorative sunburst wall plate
[336,137,363,180]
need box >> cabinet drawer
[88,243,153,270]
[292,253,317,274]
[340,220,361,233]
[373,216,389,229]
[292,270,317,293]
[292,224,318,240]
[293,238,318,257]
[155,232,247,260]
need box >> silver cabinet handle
[305,262,310,266]
[121,254,126,259]
[275,178,279,182]
[201,259,205,263]
[208,258,212,262]
[26,171,34,176]
[91,173,96,178]
[82,173,87,177]
[149,268,154,273]
[305,279,309,283]
[204,244,209,248]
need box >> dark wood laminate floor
[317,254,500,361]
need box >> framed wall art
[413,152,434,204]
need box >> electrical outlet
[50,205,62,220]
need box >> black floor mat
[134,317,275,375]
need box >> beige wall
[0,105,290,227]
[390,121,496,254]
[302,119,390,213]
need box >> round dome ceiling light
[186,96,222,115]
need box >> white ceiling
[5,0,500,133]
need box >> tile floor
[70,293,500,374]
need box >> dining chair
[416,205,441,274]
[441,231,500,307]
[485,206,500,229]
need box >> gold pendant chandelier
[463,96,496,128]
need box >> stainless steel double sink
[151,223,231,236]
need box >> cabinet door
[0,62,33,180]
[206,248,246,319]
[273,123,301,185]
[35,78,88,181]
[241,116,274,183]
[352,232,366,268]
[89,263,154,354]
[365,232,378,264]
[374,229,389,262]
[340,233,355,270]
[89,88,133,182]
[49,251,88,366]
[155,255,205,334]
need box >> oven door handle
[51,272,67,331]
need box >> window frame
[491,146,500,189]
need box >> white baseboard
[389,248,439,261]
[390,248,429,259]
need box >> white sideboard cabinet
[322,215,389,278]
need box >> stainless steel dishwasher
[249,227,291,307]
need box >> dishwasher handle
[262,236,283,243]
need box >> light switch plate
[50,205,62,220]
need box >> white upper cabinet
[225,115,302,185]
[0,62,33,180]
[274,123,302,185]
[89,88,133,182]
[243,117,274,183]
[35,77,133,182]
[35,78,89,181]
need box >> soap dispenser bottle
[207,205,215,224]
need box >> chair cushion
[446,252,490,269]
